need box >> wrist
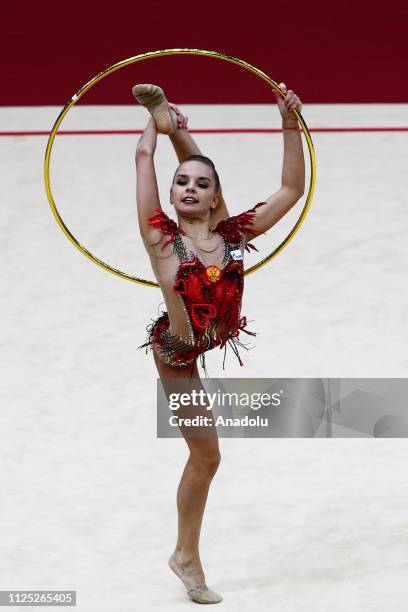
[282,117,299,128]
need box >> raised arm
[246,83,305,242]
[135,116,162,244]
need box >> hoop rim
[44,48,316,288]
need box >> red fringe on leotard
[214,202,266,252]
[147,202,267,251]
[147,207,186,249]
[138,310,257,378]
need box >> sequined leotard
[138,202,266,375]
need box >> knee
[207,450,221,475]
[192,450,221,477]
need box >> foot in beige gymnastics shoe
[168,553,223,604]
[132,83,178,135]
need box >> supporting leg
[153,350,223,603]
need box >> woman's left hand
[273,83,303,125]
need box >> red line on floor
[0,127,408,136]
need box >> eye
[198,184,209,189]
[176,180,187,185]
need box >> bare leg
[168,118,230,227]
[133,84,230,225]
[168,121,202,162]
[153,349,223,603]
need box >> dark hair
[173,154,220,193]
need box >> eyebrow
[176,174,211,181]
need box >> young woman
[133,83,304,603]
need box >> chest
[146,231,244,290]
[175,232,242,271]
[174,234,245,300]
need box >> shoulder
[147,207,177,237]
[146,207,185,250]
[212,202,266,252]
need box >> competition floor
[1,104,407,610]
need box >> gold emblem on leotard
[206,266,221,283]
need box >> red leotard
[138,202,266,376]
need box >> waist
[161,311,238,350]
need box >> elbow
[283,185,305,200]
[136,146,154,160]
[293,184,305,197]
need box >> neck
[178,216,212,240]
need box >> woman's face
[170,161,219,216]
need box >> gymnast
[133,83,304,603]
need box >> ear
[211,192,221,210]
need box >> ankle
[173,549,200,565]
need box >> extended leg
[132,82,229,225]
[168,106,230,227]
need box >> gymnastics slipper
[168,554,223,604]
[132,83,178,135]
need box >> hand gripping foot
[132,83,178,135]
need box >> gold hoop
[44,48,316,288]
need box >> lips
[182,196,198,203]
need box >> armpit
[142,229,162,247]
[142,234,175,259]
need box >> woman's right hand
[168,103,189,130]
